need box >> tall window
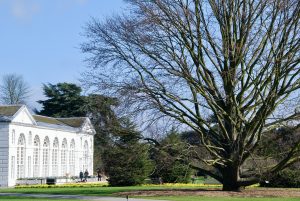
[27,156,31,177]
[28,132,32,146]
[61,139,68,176]
[42,137,50,177]
[69,139,75,176]
[83,141,89,171]
[52,138,59,176]
[11,156,15,179]
[11,130,15,144]
[33,135,40,177]
[90,139,93,152]
[17,134,26,178]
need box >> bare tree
[0,74,30,105]
[81,0,300,191]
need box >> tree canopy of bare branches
[0,74,30,105]
[81,0,300,191]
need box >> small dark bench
[46,178,57,185]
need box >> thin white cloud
[11,0,40,21]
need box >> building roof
[0,105,95,134]
[32,115,86,131]
[33,115,71,126]
[0,105,22,117]
[0,105,23,122]
[57,117,87,128]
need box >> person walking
[84,169,89,182]
[79,171,84,182]
[96,168,102,181]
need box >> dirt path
[116,188,300,198]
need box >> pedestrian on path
[84,169,89,182]
[79,171,83,182]
[97,168,102,181]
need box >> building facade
[0,105,95,187]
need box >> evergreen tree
[37,83,85,117]
[103,119,153,186]
[81,94,120,171]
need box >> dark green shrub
[103,119,153,186]
[151,130,193,183]
[104,143,153,186]
[160,161,192,183]
[260,169,300,188]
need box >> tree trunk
[222,180,243,191]
[221,166,243,191]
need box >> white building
[0,105,95,187]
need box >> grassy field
[0,185,214,196]
[0,196,87,201]
[0,184,299,201]
[0,195,299,201]
[0,186,146,196]
[143,196,300,201]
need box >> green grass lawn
[0,185,208,196]
[0,196,88,201]
[142,196,300,201]
[1,195,299,201]
[0,185,299,201]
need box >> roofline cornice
[9,122,95,135]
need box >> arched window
[17,134,26,178]
[52,138,59,176]
[61,139,68,176]
[69,139,75,176]
[83,141,89,171]
[42,137,50,177]
[33,135,40,177]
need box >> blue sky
[0,0,126,109]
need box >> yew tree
[81,0,300,191]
